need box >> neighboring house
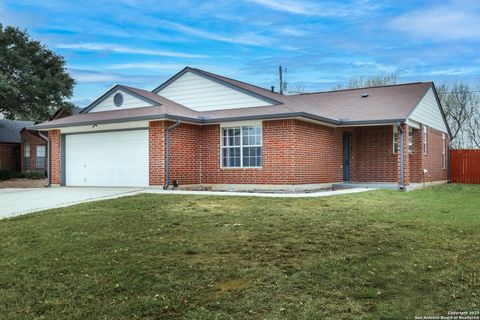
[0,119,35,171]
[20,106,82,173]
[30,67,451,190]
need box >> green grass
[1,184,479,319]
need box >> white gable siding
[89,89,154,113]
[408,88,448,133]
[157,71,273,111]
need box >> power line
[438,90,480,94]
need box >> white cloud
[352,61,397,74]
[244,0,315,15]
[279,27,307,37]
[244,0,379,17]
[56,43,207,58]
[165,22,272,46]
[68,68,160,84]
[390,5,480,41]
[105,62,186,71]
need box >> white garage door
[65,130,149,187]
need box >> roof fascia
[431,83,453,139]
[338,118,406,127]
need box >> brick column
[48,130,61,185]
[397,124,410,188]
[149,121,166,186]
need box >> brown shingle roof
[30,68,435,130]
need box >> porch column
[48,129,61,186]
[397,124,410,188]
[149,120,167,186]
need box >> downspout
[397,123,405,190]
[38,131,50,187]
[163,120,181,190]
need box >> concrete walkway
[0,186,376,220]
[145,187,375,198]
[0,187,144,219]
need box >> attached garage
[65,130,149,187]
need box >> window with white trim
[36,145,46,169]
[221,125,262,167]
[394,126,413,154]
[408,127,413,154]
[24,144,30,169]
[442,133,446,169]
[393,126,398,153]
[423,126,428,154]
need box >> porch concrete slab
[334,182,399,190]
[144,187,376,198]
[0,187,145,219]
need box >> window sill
[220,167,262,170]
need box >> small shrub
[0,169,16,181]
[25,171,47,180]
[16,172,26,178]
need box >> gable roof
[153,67,282,106]
[30,67,449,134]
[0,119,35,143]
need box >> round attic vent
[114,92,123,107]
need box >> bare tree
[437,83,479,149]
[465,107,480,148]
[334,73,398,90]
[288,83,306,94]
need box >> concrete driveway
[0,187,145,219]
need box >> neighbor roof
[0,119,35,143]
[30,67,439,130]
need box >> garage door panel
[65,130,149,187]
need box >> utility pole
[279,65,283,95]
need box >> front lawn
[1,184,479,319]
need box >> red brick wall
[149,121,166,186]
[188,119,342,184]
[198,120,297,185]
[48,130,61,185]
[409,127,424,183]
[21,130,47,172]
[396,124,411,186]
[294,120,343,184]
[169,123,201,185]
[44,119,449,187]
[415,125,448,183]
[350,126,398,182]
[0,143,20,171]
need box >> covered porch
[340,122,425,190]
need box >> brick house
[0,119,34,171]
[20,106,82,173]
[20,128,48,173]
[30,67,451,190]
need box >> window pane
[36,157,45,169]
[242,147,262,167]
[36,146,46,157]
[222,147,241,167]
[408,132,413,153]
[393,132,398,153]
[24,144,30,156]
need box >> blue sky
[1,0,479,107]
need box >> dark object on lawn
[173,179,179,189]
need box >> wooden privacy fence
[450,149,480,184]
